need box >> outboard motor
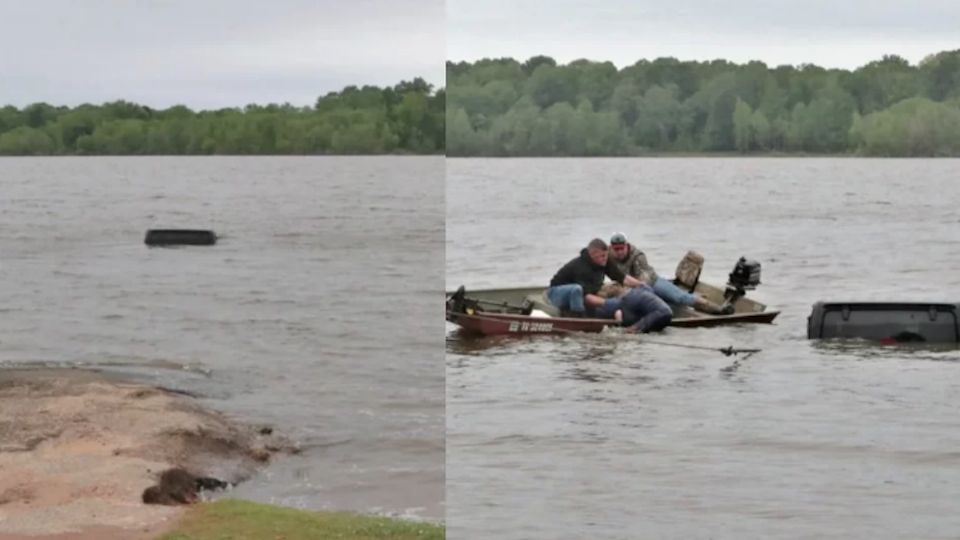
[446,286,481,315]
[447,286,467,314]
[725,257,761,300]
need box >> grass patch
[160,499,444,540]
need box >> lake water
[447,158,960,539]
[0,156,444,520]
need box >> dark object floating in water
[145,229,217,246]
[807,301,960,343]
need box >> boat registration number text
[508,321,554,332]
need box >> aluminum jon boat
[447,256,779,337]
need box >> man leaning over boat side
[547,238,644,317]
[594,283,673,333]
[607,232,734,315]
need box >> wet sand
[0,369,292,539]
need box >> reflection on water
[811,339,960,360]
[447,157,960,540]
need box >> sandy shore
[0,369,293,539]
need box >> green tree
[751,110,773,150]
[22,103,60,128]
[920,50,960,101]
[846,55,920,113]
[52,108,99,151]
[0,126,56,155]
[521,55,557,75]
[698,73,738,151]
[544,102,582,154]
[0,106,23,132]
[488,98,539,155]
[853,98,960,156]
[570,59,618,108]
[632,85,681,149]
[790,81,856,152]
[447,107,481,155]
[732,98,753,152]
[524,64,579,108]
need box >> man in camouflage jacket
[607,232,733,315]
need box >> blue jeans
[653,276,696,306]
[592,286,672,332]
[620,286,673,332]
[547,284,585,313]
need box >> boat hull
[446,282,779,337]
[446,310,616,336]
[667,310,779,327]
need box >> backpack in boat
[674,250,704,291]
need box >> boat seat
[524,290,561,317]
[674,250,704,291]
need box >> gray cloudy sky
[0,0,444,109]
[448,0,960,70]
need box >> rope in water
[633,339,762,356]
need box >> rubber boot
[693,296,735,315]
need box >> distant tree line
[0,78,444,155]
[447,50,960,157]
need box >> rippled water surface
[447,158,960,539]
[0,156,444,519]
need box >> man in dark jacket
[548,238,644,316]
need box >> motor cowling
[728,257,761,292]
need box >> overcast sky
[3,2,956,110]
[0,0,444,109]
[449,0,960,70]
